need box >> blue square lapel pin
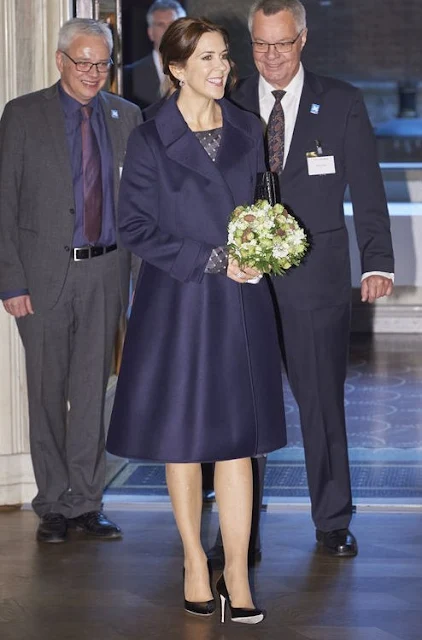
[310,103,320,115]
[111,109,119,119]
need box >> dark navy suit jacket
[230,69,394,310]
[123,53,161,111]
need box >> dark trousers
[274,297,353,531]
[17,252,122,518]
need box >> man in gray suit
[123,0,186,111]
[0,18,142,543]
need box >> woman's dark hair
[160,17,237,91]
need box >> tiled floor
[106,334,422,502]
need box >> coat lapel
[167,129,227,187]
[155,94,254,190]
[230,71,325,185]
[154,94,257,208]
[42,83,74,195]
[216,99,257,205]
[99,92,124,207]
[155,93,227,187]
[281,70,324,182]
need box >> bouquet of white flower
[227,199,309,276]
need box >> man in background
[0,18,142,543]
[124,0,186,111]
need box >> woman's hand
[227,257,262,283]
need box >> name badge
[307,155,336,176]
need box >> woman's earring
[179,79,185,87]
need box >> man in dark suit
[123,0,186,111]
[209,0,394,561]
[0,18,142,543]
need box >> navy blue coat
[106,94,286,463]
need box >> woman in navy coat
[107,18,285,623]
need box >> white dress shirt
[258,64,393,284]
[258,63,304,167]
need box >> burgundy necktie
[266,90,286,174]
[81,105,102,243]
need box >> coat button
[69,208,75,215]
[64,246,70,251]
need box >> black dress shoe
[316,528,358,557]
[36,513,67,543]
[68,511,122,539]
[206,544,262,569]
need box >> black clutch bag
[254,171,280,206]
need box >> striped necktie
[266,90,286,174]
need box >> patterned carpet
[106,459,422,498]
[105,334,422,500]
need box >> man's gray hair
[146,0,187,27]
[58,18,113,54]
[248,0,306,33]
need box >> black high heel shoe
[216,574,265,624]
[183,561,216,616]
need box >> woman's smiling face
[172,31,231,100]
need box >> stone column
[0,0,72,506]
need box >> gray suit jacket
[0,83,142,311]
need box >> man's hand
[361,275,393,304]
[2,295,34,317]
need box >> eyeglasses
[251,30,304,54]
[60,50,113,73]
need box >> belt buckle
[73,247,91,261]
